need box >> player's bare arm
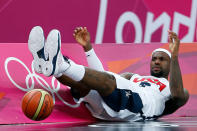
[73,27,92,52]
[168,30,189,105]
[162,31,189,115]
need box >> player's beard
[151,70,164,78]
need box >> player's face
[150,51,170,78]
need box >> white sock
[85,49,104,71]
[62,60,85,81]
[54,56,69,78]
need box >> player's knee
[100,73,116,96]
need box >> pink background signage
[0,43,197,124]
[0,0,196,43]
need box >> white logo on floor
[4,57,82,108]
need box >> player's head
[150,48,171,79]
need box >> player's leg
[56,74,90,98]
[55,56,90,98]
[42,29,116,97]
[54,60,143,113]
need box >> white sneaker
[42,29,70,76]
[28,26,45,73]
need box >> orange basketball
[21,89,54,121]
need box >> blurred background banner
[0,0,196,43]
[0,43,197,124]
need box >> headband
[152,48,171,58]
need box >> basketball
[21,89,54,121]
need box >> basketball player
[28,26,189,121]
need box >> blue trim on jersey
[102,88,143,113]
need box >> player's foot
[42,29,70,76]
[28,26,45,73]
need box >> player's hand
[73,27,92,51]
[168,30,180,59]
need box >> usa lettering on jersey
[133,77,166,91]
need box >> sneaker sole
[28,26,45,73]
[42,29,60,76]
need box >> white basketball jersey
[129,74,171,118]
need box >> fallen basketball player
[28,26,189,121]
